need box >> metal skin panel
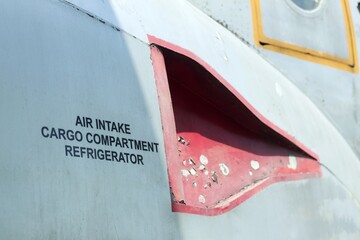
[260,0,349,59]
[0,1,173,239]
[186,0,360,155]
[186,0,360,196]
[252,0,358,73]
[189,0,358,72]
[1,0,360,239]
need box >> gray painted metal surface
[261,0,348,58]
[1,0,360,239]
[188,0,360,159]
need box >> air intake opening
[150,37,321,216]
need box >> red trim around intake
[149,35,321,216]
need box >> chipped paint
[211,171,218,183]
[249,170,253,176]
[219,163,230,176]
[288,155,298,170]
[251,160,260,170]
[204,182,211,189]
[178,135,191,146]
[189,157,196,165]
[199,154,209,165]
[192,182,197,187]
[189,168,197,176]
[198,195,206,204]
[181,169,190,177]
[151,39,321,216]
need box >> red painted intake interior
[150,38,321,216]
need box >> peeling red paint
[149,35,321,216]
